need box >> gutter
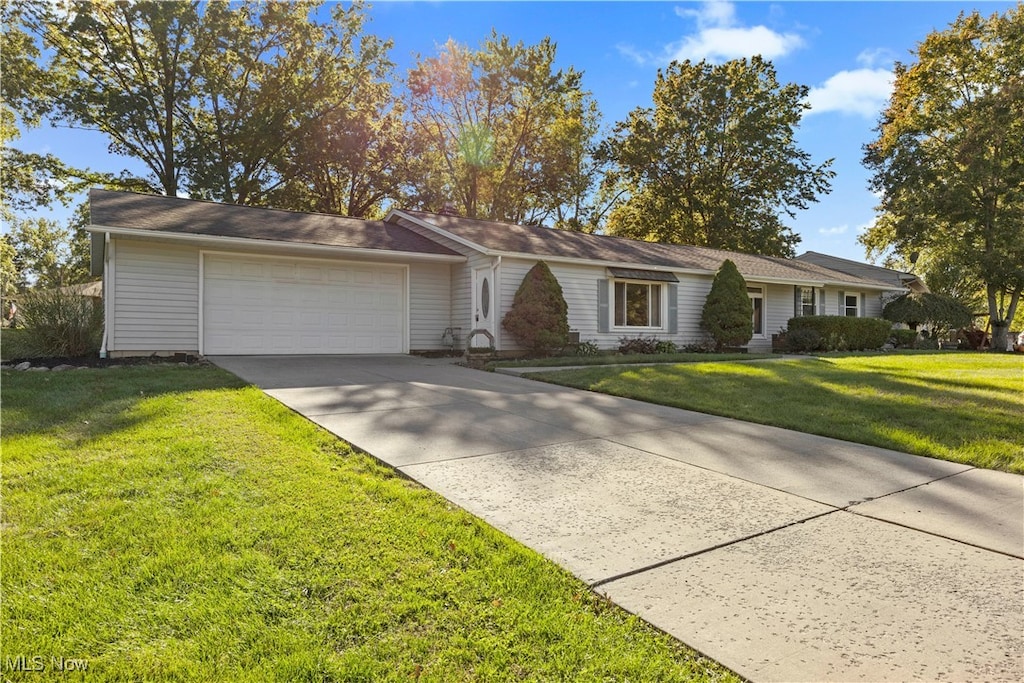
[85,224,467,264]
[99,233,110,358]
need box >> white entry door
[472,265,495,342]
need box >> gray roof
[89,189,461,257]
[401,211,897,289]
[796,251,928,292]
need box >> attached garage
[202,254,407,355]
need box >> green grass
[488,351,775,369]
[532,352,1024,474]
[1,366,737,682]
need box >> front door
[472,265,495,343]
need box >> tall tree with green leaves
[861,6,1023,351]
[186,1,392,206]
[405,33,602,225]
[270,76,406,218]
[35,1,207,196]
[32,0,392,210]
[600,57,834,257]
[6,211,91,291]
[1,1,109,212]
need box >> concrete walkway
[211,354,1024,682]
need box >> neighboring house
[58,280,104,301]
[796,251,929,294]
[87,189,904,357]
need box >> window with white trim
[748,286,764,336]
[799,286,816,316]
[614,280,662,328]
[844,294,859,317]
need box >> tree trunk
[991,322,1010,352]
[988,283,1022,352]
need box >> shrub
[891,329,918,348]
[788,315,891,351]
[655,340,678,354]
[573,340,601,357]
[882,292,972,333]
[680,337,715,353]
[701,259,753,351]
[618,335,659,354]
[785,327,822,352]
[16,287,103,357]
[501,261,569,354]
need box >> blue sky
[14,0,1016,262]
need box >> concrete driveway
[211,354,1024,682]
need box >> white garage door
[202,254,406,355]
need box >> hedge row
[787,315,892,351]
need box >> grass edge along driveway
[531,352,1024,474]
[1,365,739,682]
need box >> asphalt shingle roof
[796,251,926,291]
[89,190,461,257]
[401,211,896,289]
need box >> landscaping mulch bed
[2,353,207,370]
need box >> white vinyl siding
[863,292,884,318]
[107,237,457,355]
[111,239,200,353]
[495,260,711,351]
[764,283,795,340]
[409,262,453,351]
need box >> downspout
[492,255,502,350]
[99,233,110,358]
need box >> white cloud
[819,224,849,236]
[856,47,896,69]
[669,1,804,63]
[669,26,805,63]
[806,68,894,118]
[616,43,648,66]
[676,1,737,30]
[617,1,804,66]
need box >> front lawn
[532,352,1024,473]
[1,366,737,682]
[489,351,774,369]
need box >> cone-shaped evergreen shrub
[701,259,753,351]
[502,261,569,354]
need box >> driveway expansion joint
[590,508,840,589]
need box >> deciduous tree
[186,1,392,207]
[6,211,91,291]
[405,33,602,225]
[862,6,1024,350]
[600,57,834,257]
[1,1,109,211]
[33,0,393,211]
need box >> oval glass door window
[481,278,490,318]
